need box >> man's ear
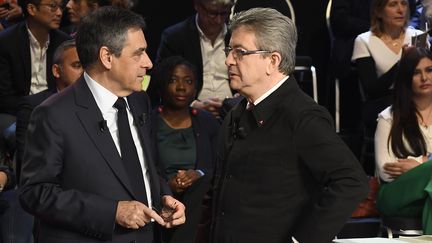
[26,3,37,17]
[52,64,61,79]
[266,52,282,75]
[89,2,99,10]
[100,46,112,69]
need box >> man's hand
[384,158,421,178]
[0,3,22,21]
[160,195,186,228]
[192,97,222,118]
[115,201,165,229]
[0,6,8,19]
[6,3,22,21]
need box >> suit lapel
[73,78,136,198]
[251,76,298,127]
[18,23,31,91]
[187,17,204,93]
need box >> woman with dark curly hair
[149,55,220,243]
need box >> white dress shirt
[196,15,232,101]
[27,26,49,95]
[375,106,432,182]
[246,76,289,108]
[84,72,153,208]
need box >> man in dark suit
[0,0,70,167]
[0,39,82,243]
[210,8,369,243]
[0,0,70,115]
[155,0,234,118]
[15,39,83,182]
[19,7,186,243]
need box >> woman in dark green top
[149,56,220,243]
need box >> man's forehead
[62,47,79,61]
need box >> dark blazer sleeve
[19,105,117,240]
[291,107,369,242]
[0,25,22,115]
[193,111,220,177]
[355,56,397,99]
[15,90,55,182]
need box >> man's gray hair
[196,0,234,5]
[229,7,297,75]
[53,40,77,65]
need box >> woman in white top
[352,0,425,136]
[374,46,432,234]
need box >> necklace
[382,33,404,47]
[421,106,432,128]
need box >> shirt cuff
[408,155,425,164]
[292,236,299,243]
[196,169,205,176]
[190,99,199,108]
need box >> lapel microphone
[232,118,248,140]
[137,113,146,127]
[132,113,146,127]
[236,126,247,139]
[98,120,108,132]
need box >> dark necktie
[113,97,148,204]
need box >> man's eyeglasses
[224,46,272,60]
[39,2,63,12]
[200,4,231,19]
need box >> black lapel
[73,77,136,199]
[18,22,31,92]
[251,76,298,127]
[127,93,161,206]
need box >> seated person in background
[0,0,71,116]
[375,46,432,234]
[156,0,235,119]
[0,0,70,175]
[64,0,131,36]
[0,39,82,243]
[150,56,220,243]
[15,39,83,182]
[0,0,23,31]
[352,0,425,134]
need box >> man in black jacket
[0,0,70,169]
[155,0,234,118]
[211,8,369,243]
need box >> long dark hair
[389,46,432,158]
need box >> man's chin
[229,81,242,91]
